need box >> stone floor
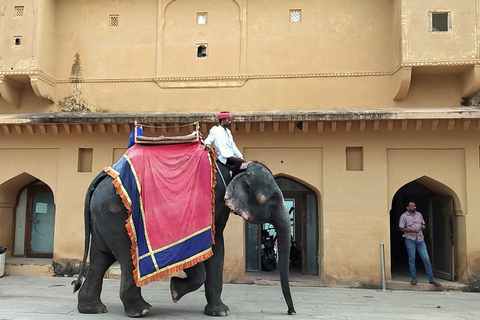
[0,275,478,320]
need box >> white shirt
[204,125,243,164]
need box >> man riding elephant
[204,111,246,177]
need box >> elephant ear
[241,172,252,191]
[242,169,253,180]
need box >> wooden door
[429,197,454,281]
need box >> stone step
[387,279,466,292]
[5,258,53,277]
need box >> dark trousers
[226,157,243,177]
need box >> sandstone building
[1,0,479,287]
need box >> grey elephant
[72,160,295,317]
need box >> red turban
[217,112,232,120]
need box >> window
[430,12,450,32]
[14,6,24,17]
[290,9,301,22]
[196,44,208,58]
[197,12,207,25]
[109,14,119,28]
[14,37,22,46]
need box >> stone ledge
[1,107,480,125]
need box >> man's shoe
[410,279,417,285]
[430,280,442,286]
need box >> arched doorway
[245,176,319,276]
[390,177,462,282]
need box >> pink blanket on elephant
[104,141,216,286]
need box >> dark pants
[226,157,243,177]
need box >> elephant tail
[72,171,108,293]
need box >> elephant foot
[170,275,204,303]
[204,301,230,317]
[124,299,152,318]
[170,276,187,303]
[77,301,108,314]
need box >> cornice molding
[400,60,480,68]
[1,107,479,124]
[2,60,480,88]
[56,72,392,84]
[2,108,480,135]
[54,60,480,86]
[1,118,479,135]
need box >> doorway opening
[245,176,319,277]
[390,176,462,283]
[13,180,56,258]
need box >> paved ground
[0,276,479,320]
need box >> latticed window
[290,9,301,22]
[109,14,119,28]
[14,6,24,17]
[197,12,207,25]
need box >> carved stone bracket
[392,66,412,101]
[0,70,55,107]
[0,75,24,107]
[461,65,480,98]
[29,72,55,103]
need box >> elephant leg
[78,240,116,314]
[204,216,230,316]
[111,240,152,317]
[89,179,152,318]
[170,262,206,303]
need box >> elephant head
[224,162,296,315]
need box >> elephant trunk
[275,211,296,315]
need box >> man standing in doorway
[399,201,442,286]
[204,111,245,177]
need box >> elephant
[72,159,295,317]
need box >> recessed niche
[346,147,364,171]
[78,148,93,172]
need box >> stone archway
[389,176,466,283]
[245,175,320,278]
[0,173,56,258]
